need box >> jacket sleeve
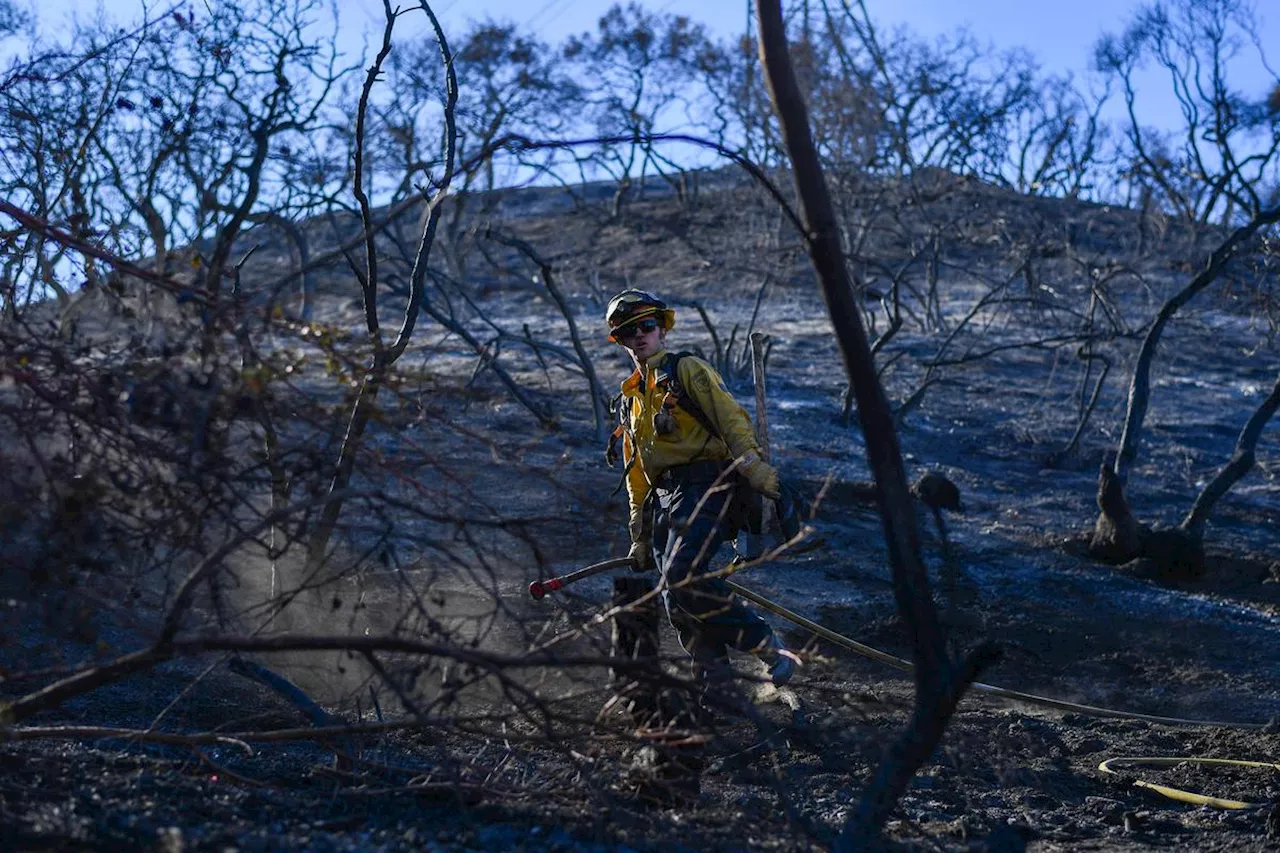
[622,408,650,544]
[679,358,760,460]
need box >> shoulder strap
[662,352,720,440]
[605,390,626,468]
[604,390,638,494]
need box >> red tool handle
[528,578,564,600]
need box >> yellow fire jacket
[619,349,762,542]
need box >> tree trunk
[1088,461,1146,562]
[753,3,998,847]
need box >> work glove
[627,538,655,573]
[739,451,781,500]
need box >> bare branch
[1181,372,1280,539]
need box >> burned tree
[302,0,456,575]
[1084,1,1280,569]
[563,2,711,217]
[1095,0,1280,227]
[1088,202,1280,576]
[754,2,999,846]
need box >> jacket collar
[621,348,669,392]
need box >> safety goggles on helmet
[606,289,675,342]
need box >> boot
[694,655,746,723]
[756,633,801,687]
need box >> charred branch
[1181,373,1280,540]
[481,225,609,439]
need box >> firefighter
[606,289,800,688]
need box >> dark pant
[651,464,772,666]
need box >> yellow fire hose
[725,579,1279,809]
[726,580,1266,729]
[1097,757,1280,810]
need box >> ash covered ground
[3,171,1280,851]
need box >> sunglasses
[616,318,660,340]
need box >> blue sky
[12,0,1280,133]
[339,0,1272,99]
